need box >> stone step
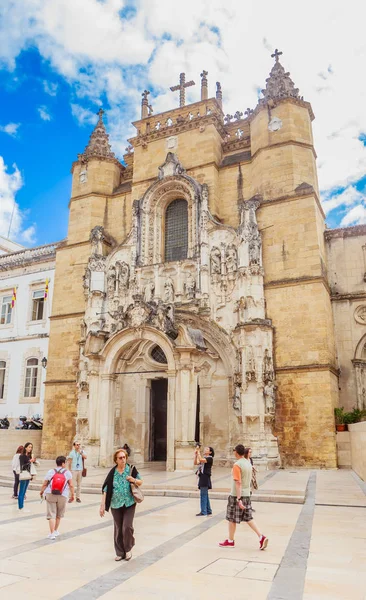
[0,478,304,504]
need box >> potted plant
[334,407,346,432]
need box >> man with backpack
[40,456,75,540]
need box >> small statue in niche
[164,277,175,302]
[236,296,246,323]
[233,385,242,413]
[144,281,155,303]
[82,268,91,298]
[264,380,276,414]
[80,319,87,339]
[210,247,221,275]
[226,244,238,274]
[246,346,256,379]
[263,348,274,382]
[184,273,196,299]
[249,235,261,265]
[107,266,117,297]
[119,262,130,292]
[90,226,104,256]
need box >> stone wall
[325,226,366,411]
[349,421,366,481]
[0,430,42,459]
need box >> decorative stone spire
[261,49,300,102]
[141,90,150,119]
[216,81,222,108]
[200,70,208,100]
[79,109,115,161]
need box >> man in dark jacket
[194,445,214,516]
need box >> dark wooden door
[150,379,168,461]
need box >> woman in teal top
[100,448,143,561]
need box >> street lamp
[41,357,48,369]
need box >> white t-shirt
[44,468,72,498]
[12,453,21,473]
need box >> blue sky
[0,0,365,247]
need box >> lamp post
[41,357,48,369]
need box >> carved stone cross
[97,108,105,120]
[170,73,195,107]
[271,48,283,63]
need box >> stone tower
[42,52,338,469]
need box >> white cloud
[71,104,98,126]
[43,80,58,96]
[1,0,366,227]
[38,105,52,121]
[340,205,366,227]
[0,122,21,137]
[321,186,365,215]
[0,156,36,244]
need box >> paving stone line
[61,510,226,600]
[0,501,102,526]
[0,499,186,560]
[267,471,316,600]
[351,470,366,496]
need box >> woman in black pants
[11,445,23,499]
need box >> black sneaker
[196,512,205,516]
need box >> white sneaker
[54,531,60,537]
[47,533,56,540]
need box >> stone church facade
[42,52,341,469]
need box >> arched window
[164,199,188,262]
[0,361,6,399]
[24,358,39,398]
[151,345,168,364]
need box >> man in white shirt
[40,455,75,540]
[67,441,87,503]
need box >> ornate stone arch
[352,333,366,409]
[140,155,202,265]
[100,325,177,375]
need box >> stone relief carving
[158,152,186,179]
[83,268,91,298]
[354,305,366,325]
[233,385,242,413]
[246,346,256,380]
[117,261,130,293]
[107,265,117,298]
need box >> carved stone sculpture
[107,265,117,298]
[90,226,104,256]
[264,381,276,414]
[226,244,238,274]
[263,348,274,382]
[118,262,130,292]
[246,346,256,380]
[184,273,196,299]
[236,296,246,323]
[144,281,155,302]
[83,268,91,298]
[210,247,221,275]
[249,236,261,265]
[233,385,242,413]
[164,277,175,302]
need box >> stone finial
[224,114,233,124]
[141,90,150,119]
[200,70,208,100]
[234,111,243,121]
[261,49,300,102]
[78,108,115,162]
[216,81,222,108]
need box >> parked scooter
[27,414,43,430]
[15,415,29,429]
[0,416,10,429]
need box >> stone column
[88,369,100,440]
[99,374,117,467]
[175,349,197,469]
[166,371,176,471]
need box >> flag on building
[11,288,16,308]
[44,278,49,300]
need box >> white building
[0,236,58,421]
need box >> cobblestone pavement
[0,469,365,599]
